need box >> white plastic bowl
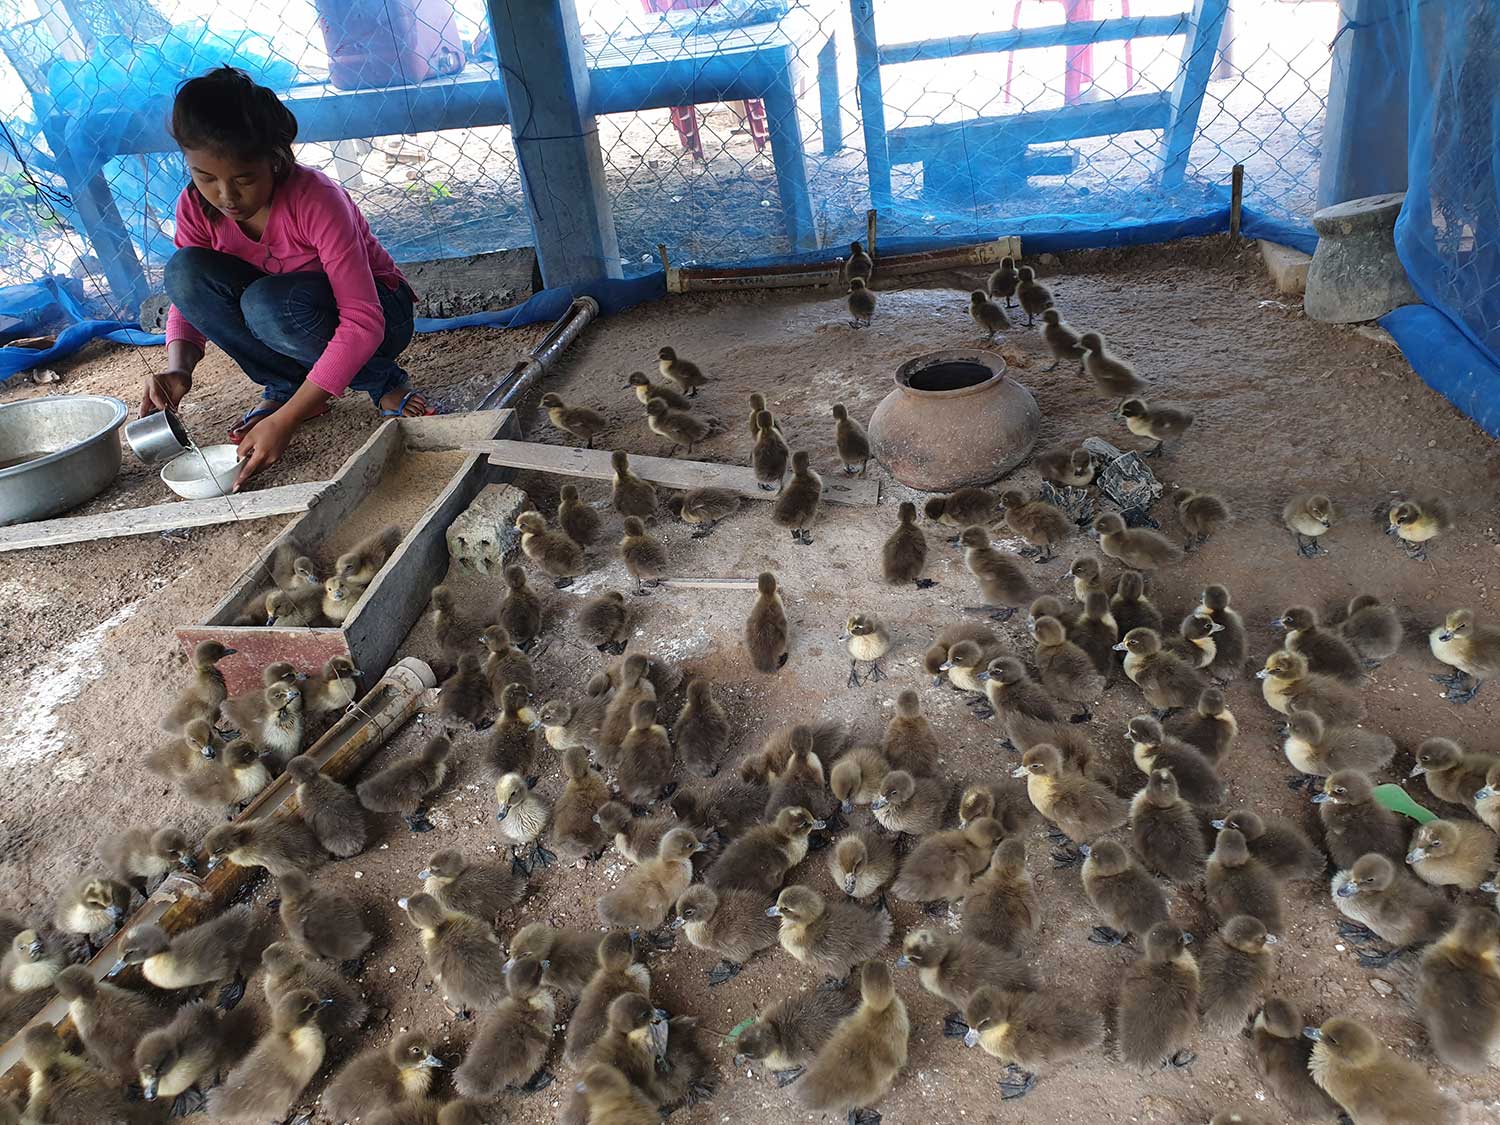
[160,444,241,499]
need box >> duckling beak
[1111,642,1127,652]
[495,805,510,821]
[894,954,911,968]
[416,869,431,880]
[396,897,410,910]
[1181,931,1194,944]
[1408,764,1427,777]
[963,1027,980,1048]
[692,842,708,853]
[648,1015,670,1062]
[1405,849,1426,864]
[1009,766,1028,778]
[1335,882,1359,898]
[1264,934,1279,945]
[527,719,543,731]
[141,1076,158,1100]
[975,671,990,682]
[265,615,278,626]
[1210,819,1226,830]
[670,916,686,930]
[840,800,853,815]
[27,938,43,958]
[105,959,126,978]
[1209,622,1224,634]
[1302,1027,1323,1041]
[317,998,336,1009]
[765,905,782,918]
[1311,792,1332,804]
[1076,844,1091,857]
[574,1081,587,1093]
[732,1053,748,1068]
[107,905,124,923]
[421,1054,444,1068]
[199,743,216,759]
[1270,618,1286,628]
[178,854,198,872]
[1254,669,1269,680]
[206,855,222,871]
[1476,787,1495,802]
[870,797,889,810]
[502,958,515,973]
[842,874,856,895]
[1480,881,1497,894]
[221,647,238,657]
[811,818,827,830]
[590,813,601,824]
[938,661,954,671]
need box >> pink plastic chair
[640,0,769,159]
[1004,0,1137,105]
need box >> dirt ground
[3,236,1500,1123]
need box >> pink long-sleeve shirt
[166,164,407,397]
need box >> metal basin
[0,395,129,525]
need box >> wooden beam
[657,576,760,590]
[468,440,882,506]
[0,480,328,553]
[879,13,1190,65]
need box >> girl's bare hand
[141,370,192,416]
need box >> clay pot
[868,350,1039,491]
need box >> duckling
[260,941,365,1032]
[1387,494,1453,560]
[1039,309,1086,371]
[1339,593,1402,665]
[324,1031,446,1123]
[927,487,1002,534]
[746,392,776,435]
[516,510,586,589]
[597,654,656,769]
[986,255,1018,306]
[1196,585,1247,681]
[657,345,708,395]
[959,526,1034,622]
[841,612,891,688]
[1315,769,1408,869]
[1127,715,1223,806]
[1305,1016,1458,1123]
[616,517,667,595]
[829,749,889,816]
[334,524,402,585]
[610,450,658,518]
[101,825,195,896]
[497,564,543,647]
[1166,615,1226,677]
[1013,744,1127,853]
[844,276,877,327]
[750,410,791,494]
[203,817,325,878]
[357,733,452,832]
[134,999,252,1112]
[797,960,908,1124]
[428,584,472,663]
[2,927,65,995]
[940,639,995,702]
[1015,265,1053,326]
[1419,907,1500,1073]
[960,985,1103,1099]
[773,450,823,545]
[1251,999,1342,1120]
[160,640,236,734]
[847,240,874,283]
[872,768,950,837]
[249,680,304,769]
[108,904,265,1008]
[618,699,674,807]
[565,934,653,1064]
[1406,817,1498,889]
[625,370,689,410]
[825,405,872,477]
[1431,607,1500,705]
[1035,443,1094,487]
[892,818,1006,906]
[673,678,729,778]
[1197,915,1275,1029]
[746,571,790,673]
[54,963,167,1079]
[1277,606,1363,682]
[1164,687,1237,763]
[54,875,130,951]
[1027,592,1080,633]
[1032,616,1104,716]
[1116,923,1200,1071]
[1411,735,1497,809]
[705,805,821,894]
[598,828,702,933]
[1212,809,1323,882]
[145,717,223,781]
[1081,839,1169,945]
[278,868,371,961]
[504,924,601,1000]
[646,396,716,456]
[1257,649,1364,724]
[1110,570,1163,639]
[1170,486,1229,548]
[259,585,308,625]
[450,954,556,1097]
[402,893,506,1015]
[733,989,858,1086]
[181,737,269,813]
[1117,398,1192,458]
[924,621,1000,683]
[303,655,360,718]
[1207,828,1284,933]
[1065,592,1117,676]
[17,1022,146,1124]
[540,392,607,448]
[550,747,610,862]
[898,928,1035,1015]
[969,290,1010,339]
[669,486,742,537]
[961,838,1040,951]
[1282,709,1394,788]
[321,577,362,625]
[958,780,1035,834]
[771,884,892,988]
[207,988,330,1122]
[420,848,525,926]
[572,1061,656,1125]
[436,652,490,730]
[1476,763,1500,833]
[1115,627,1204,713]
[674,885,778,984]
[1080,329,1149,395]
[494,771,553,874]
[477,626,534,703]
[1334,853,1457,966]
[1282,493,1337,557]
[481,686,540,784]
[763,737,835,826]
[576,591,630,655]
[538,693,609,760]
[881,689,940,777]
[1094,512,1182,570]
[1129,768,1206,887]
[981,656,1067,749]
[551,484,605,553]
[1001,489,1070,562]
[828,829,898,902]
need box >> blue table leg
[818,36,842,155]
[49,130,150,312]
[763,64,817,253]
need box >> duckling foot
[1088,926,1125,946]
[922,900,950,917]
[819,976,849,991]
[1292,534,1328,558]
[867,660,885,682]
[796,530,814,545]
[758,482,778,491]
[404,809,435,833]
[1051,847,1083,868]
[931,674,945,686]
[600,640,627,656]
[999,738,1018,752]
[520,1067,555,1093]
[341,958,365,977]
[1403,543,1429,562]
[942,1012,969,1038]
[510,848,532,878]
[553,576,575,589]
[1046,827,1070,844]
[1336,922,1380,944]
[1143,443,1164,459]
[1357,946,1408,970]
[690,524,716,539]
[530,842,558,870]
[1361,658,1381,670]
[1285,773,1315,791]
[846,663,863,688]
[707,959,742,986]
[914,578,937,589]
[772,1066,804,1088]
[215,973,246,1011]
[971,705,995,720]
[1430,670,1467,690]
[1166,1049,1195,1069]
[643,927,678,954]
[1017,545,1041,559]
[1069,709,1092,723]
[1150,707,1181,722]
[848,1109,881,1125]
[287,1114,314,1125]
[999,1066,1037,1100]
[167,1087,207,1116]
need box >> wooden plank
[1158,0,1231,189]
[0,480,327,553]
[469,440,882,506]
[888,93,1172,166]
[850,0,892,211]
[658,577,759,590]
[175,625,352,699]
[878,13,1189,65]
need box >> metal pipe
[477,295,599,412]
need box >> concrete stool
[1304,192,1419,323]
[446,483,528,575]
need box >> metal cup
[124,409,191,464]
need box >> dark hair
[172,67,297,218]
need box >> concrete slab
[1258,239,1312,296]
[446,482,529,575]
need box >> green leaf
[1373,783,1438,824]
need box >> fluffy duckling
[657,345,708,395]
[278,869,370,961]
[540,392,607,448]
[403,893,506,1014]
[961,838,1040,952]
[455,955,555,1097]
[17,1023,144,1125]
[577,591,630,654]
[1015,265,1053,326]
[829,748,889,815]
[303,654,360,717]
[334,524,401,586]
[924,621,1000,682]
[480,624,534,698]
[1013,744,1127,851]
[1409,735,1496,809]
[1036,443,1094,487]
[764,735,837,824]
[1387,494,1453,560]
[1257,649,1364,725]
[1419,907,1500,1073]
[969,290,1010,339]
[1110,570,1163,637]
[1198,915,1276,1029]
[420,848,525,924]
[733,989,857,1085]
[770,885,892,986]
[892,818,1006,906]
[321,576,359,624]
[220,675,301,755]
[134,1000,252,1111]
[1406,817,1498,889]
[941,639,995,700]
[1196,585,1247,681]
[1117,397,1192,458]
[597,828,702,933]
[1081,839,1169,945]
[599,654,657,768]
[1040,309,1086,370]
[846,277,876,326]
[872,769,950,837]
[961,985,1103,1100]
[573,1061,656,1125]
[507,922,603,997]
[556,482,603,549]
[1305,1016,1458,1123]
[1129,768,1206,886]
[882,688,940,777]
[497,564,542,647]
[160,640,235,734]
[484,684,540,782]
[746,571,790,673]
[753,410,791,491]
[981,656,1067,750]
[674,885,778,983]
[203,817,325,877]
[925,487,1001,532]
[626,369,689,410]
[669,486,742,537]
[1116,923,1199,1070]
[832,404,870,474]
[1127,715,1223,806]
[1276,606,1362,682]
[324,1031,446,1123]
[101,825,195,895]
[610,450,658,518]
[1165,687,1237,762]
[3,927,65,994]
[1315,769,1409,869]
[618,699,674,807]
[673,678,729,778]
[1080,331,1146,396]
[108,904,264,1007]
[1251,999,1342,1120]
[1335,853,1459,961]
[428,584,471,661]
[1282,493,1336,557]
[1094,512,1181,570]
[1430,607,1500,703]
[357,733,452,832]
[959,526,1034,621]
[54,875,129,949]
[747,392,777,435]
[987,256,1018,306]
[1283,709,1394,785]
[1207,828,1284,934]
[145,717,222,781]
[260,941,365,1033]
[705,805,822,894]
[958,781,1034,835]
[207,988,330,1122]
[897,928,1034,1011]
[494,772,553,874]
[1339,593,1402,665]
[538,691,609,760]
[550,747,610,862]
[54,964,167,1079]
[1068,592,1118,676]
[1033,616,1104,716]
[773,450,823,545]
[828,829,898,901]
[796,961,909,1124]
[182,738,269,812]
[1171,487,1229,548]
[1476,763,1500,833]
[619,517,667,595]
[1212,809,1323,882]
[645,396,716,456]
[1115,627,1204,713]
[516,510,585,588]
[437,652,491,730]
[843,612,891,687]
[1001,489,1070,562]
[565,934,652,1064]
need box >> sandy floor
[3,237,1500,1123]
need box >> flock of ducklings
[245,527,405,629]
[5,263,1500,1125]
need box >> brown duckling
[1035,443,1094,487]
[3,926,66,995]
[746,571,790,673]
[1387,494,1453,560]
[669,485,742,537]
[1117,397,1192,457]
[278,868,370,961]
[134,999,253,1111]
[497,564,543,647]
[572,1061,657,1125]
[881,501,930,589]
[828,829,898,901]
[1129,768,1206,886]
[1165,686,1237,762]
[752,409,791,491]
[1081,839,1169,946]
[516,509,586,588]
[1315,769,1408,869]
[1251,999,1342,1120]
[493,772,553,874]
[455,954,556,1097]
[619,517,667,595]
[1410,735,1496,809]
[969,289,1010,339]
[1068,592,1118,676]
[657,345,708,395]
[558,481,603,546]
[705,805,821,894]
[1196,584,1247,680]
[961,838,1040,952]
[1305,1016,1458,1123]
[892,818,1006,906]
[925,487,1001,532]
[1110,569,1163,638]
[220,678,303,767]
[417,849,523,929]
[610,450,658,519]
[1277,606,1362,682]
[565,934,652,1064]
[577,590,631,654]
[260,941,366,1033]
[160,640,236,734]
[1198,915,1276,1029]
[334,524,402,586]
[538,690,609,762]
[101,825,195,896]
[1212,809,1323,882]
[764,733,836,824]
[356,733,452,832]
[1032,616,1104,716]
[1001,489,1070,562]
[540,392,607,448]
[203,815,326,877]
[1419,907,1500,1073]
[1040,308,1087,370]
[881,688,940,777]
[987,255,1017,306]
[618,699,674,807]
[480,623,535,698]
[1282,492,1337,557]
[598,828,702,933]
[846,276,876,326]
[1406,817,1498,889]
[181,738,270,813]
[207,988,331,1122]
[796,961,909,1122]
[1282,709,1394,784]
[428,584,472,662]
[1171,486,1229,548]
[843,612,891,687]
[645,396,716,456]
[1334,853,1457,962]
[1340,593,1403,665]
[959,525,1034,621]
[1127,715,1223,806]
[1080,331,1146,396]
[673,678,729,778]
[403,893,506,1015]
[507,922,603,997]
[300,655,358,718]
[17,1022,147,1124]
[438,654,490,731]
[771,885,892,987]
[1115,923,1199,1070]
[321,574,362,624]
[54,874,131,952]
[1116,627,1204,712]
[324,1031,446,1123]
[981,656,1068,751]
[940,638,995,698]
[733,989,858,1085]
[550,747,610,862]
[846,240,874,283]
[960,986,1103,1099]
[1166,611,1221,670]
[958,780,1034,834]
[872,768,950,837]
[1013,744,1126,853]
[773,449,823,545]
[674,885,778,984]
[1015,265,1053,325]
[1207,828,1284,934]
[54,963,168,1079]
[1260,650,1365,724]
[747,393,776,434]
[145,717,223,781]
[1094,512,1182,570]
[1430,606,1500,703]
[829,748,889,815]
[484,683,540,782]
[108,904,265,1008]
[626,369,690,410]
[831,403,870,475]
[924,621,1000,681]
[898,928,1034,1013]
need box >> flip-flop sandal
[228,403,282,444]
[380,389,444,418]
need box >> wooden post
[850,0,892,211]
[1318,0,1409,208]
[1229,162,1244,239]
[485,0,622,286]
[1158,0,1232,190]
[866,208,878,256]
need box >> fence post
[486,0,622,286]
[1158,0,1231,190]
[1318,0,1410,208]
[850,0,892,211]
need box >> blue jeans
[164,246,415,408]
